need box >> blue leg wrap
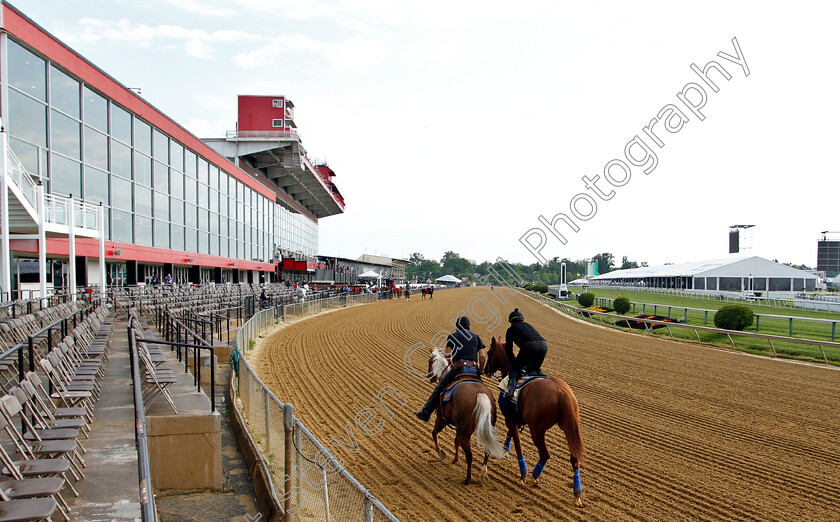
[532,460,546,479]
[517,455,527,478]
[504,437,512,451]
[573,468,582,495]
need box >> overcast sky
[19,0,840,268]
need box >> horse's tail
[558,386,585,464]
[474,394,507,459]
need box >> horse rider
[414,316,486,422]
[504,308,549,399]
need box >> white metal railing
[41,193,102,234]
[226,129,301,140]
[6,146,38,210]
[72,199,102,232]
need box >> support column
[68,196,77,302]
[37,183,47,300]
[98,204,106,299]
[0,129,11,299]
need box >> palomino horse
[427,347,449,383]
[486,338,585,506]
[422,287,434,300]
[429,376,507,484]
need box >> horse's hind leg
[459,431,473,485]
[480,450,490,484]
[529,427,550,486]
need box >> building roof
[591,256,818,280]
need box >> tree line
[405,251,647,284]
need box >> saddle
[498,373,547,405]
[440,374,482,406]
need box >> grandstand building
[0,2,344,298]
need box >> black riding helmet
[508,308,524,322]
[456,316,471,330]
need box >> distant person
[164,273,173,285]
[260,288,269,309]
[151,273,160,286]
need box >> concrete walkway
[65,321,141,521]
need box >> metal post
[283,403,294,521]
[0,128,11,300]
[98,203,105,300]
[68,196,77,302]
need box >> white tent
[358,270,381,279]
[436,274,461,284]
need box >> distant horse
[393,287,402,298]
[422,287,434,300]
[483,336,511,378]
[427,347,450,383]
[405,286,411,301]
[429,376,507,484]
[486,338,585,506]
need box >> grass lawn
[538,288,840,365]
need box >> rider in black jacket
[414,316,486,422]
[504,308,548,399]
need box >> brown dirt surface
[252,287,840,521]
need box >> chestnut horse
[422,287,434,300]
[483,336,512,378]
[429,377,507,485]
[486,338,585,506]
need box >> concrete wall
[147,412,222,490]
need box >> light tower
[729,225,755,255]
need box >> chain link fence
[233,293,397,521]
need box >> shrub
[523,284,533,291]
[536,283,549,294]
[714,305,754,331]
[577,292,595,307]
[613,296,631,314]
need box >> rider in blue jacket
[414,316,486,422]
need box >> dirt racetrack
[252,286,840,521]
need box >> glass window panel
[83,87,108,132]
[209,166,219,190]
[8,39,46,101]
[50,155,81,197]
[185,150,197,178]
[153,130,169,163]
[111,209,133,243]
[154,220,169,249]
[153,162,169,192]
[135,215,152,246]
[49,65,80,118]
[9,137,43,176]
[111,176,132,211]
[220,236,228,257]
[171,224,184,251]
[198,209,209,232]
[84,166,109,206]
[198,159,208,184]
[170,198,184,225]
[134,185,152,216]
[170,170,183,199]
[110,139,131,179]
[134,151,152,186]
[110,105,132,144]
[198,183,208,209]
[209,190,218,213]
[170,141,184,172]
[84,126,108,170]
[8,89,47,147]
[229,238,236,258]
[209,212,219,235]
[210,235,219,257]
[134,119,151,154]
[185,177,196,201]
[185,204,197,228]
[185,228,197,253]
[154,192,169,220]
[50,110,81,159]
[198,232,208,254]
